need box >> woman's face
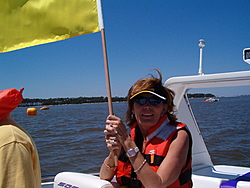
[132,93,168,129]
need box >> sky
[1,1,250,99]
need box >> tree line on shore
[20,93,215,107]
[20,96,127,107]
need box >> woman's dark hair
[125,69,177,127]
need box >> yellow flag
[0,0,103,53]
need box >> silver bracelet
[104,157,116,170]
[134,159,147,173]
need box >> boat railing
[42,174,56,182]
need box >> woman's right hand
[104,119,122,155]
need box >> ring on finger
[109,139,115,145]
[109,123,117,134]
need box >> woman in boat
[0,88,41,188]
[100,69,192,188]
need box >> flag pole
[101,28,118,166]
[98,0,118,167]
[101,29,113,115]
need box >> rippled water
[190,96,250,167]
[11,96,250,176]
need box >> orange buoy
[26,108,37,116]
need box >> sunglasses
[133,98,163,106]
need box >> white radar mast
[198,39,205,75]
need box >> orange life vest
[116,115,192,188]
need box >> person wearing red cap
[100,69,192,188]
[0,88,41,188]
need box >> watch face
[128,150,134,156]
[127,147,139,157]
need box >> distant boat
[205,98,219,102]
[40,106,50,110]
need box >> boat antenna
[198,39,205,75]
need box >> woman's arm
[100,152,117,181]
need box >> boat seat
[53,166,250,188]
[192,165,250,188]
[53,172,114,188]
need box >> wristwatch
[126,147,139,157]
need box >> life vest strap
[179,168,192,185]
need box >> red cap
[0,88,24,120]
